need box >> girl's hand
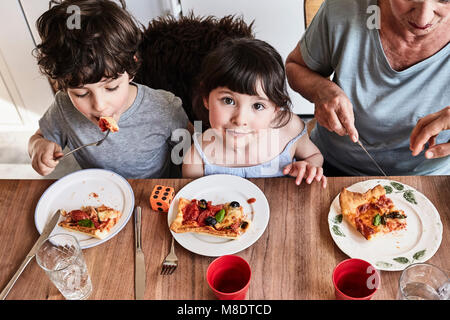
[283,161,327,188]
[30,138,63,176]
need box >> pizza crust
[339,184,385,219]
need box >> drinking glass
[36,233,92,300]
[398,263,449,300]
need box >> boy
[28,0,189,178]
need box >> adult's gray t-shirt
[300,0,450,175]
[39,83,189,178]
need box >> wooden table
[0,176,448,300]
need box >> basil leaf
[215,209,225,223]
[77,219,94,228]
[373,214,381,226]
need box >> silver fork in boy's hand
[56,130,110,160]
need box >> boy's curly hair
[135,13,254,123]
[34,0,142,90]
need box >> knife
[0,209,61,300]
[134,206,146,300]
[356,140,387,176]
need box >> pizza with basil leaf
[339,184,407,240]
[58,205,122,239]
[170,198,250,239]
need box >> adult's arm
[285,42,359,143]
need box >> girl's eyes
[220,97,266,111]
[253,103,266,111]
[222,97,235,105]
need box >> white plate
[167,174,270,257]
[35,169,134,249]
[328,179,443,271]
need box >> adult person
[286,0,450,175]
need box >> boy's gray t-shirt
[39,83,189,178]
[300,0,450,175]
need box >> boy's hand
[30,138,63,176]
[283,161,327,188]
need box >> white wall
[180,0,314,115]
[20,0,169,46]
[0,0,54,130]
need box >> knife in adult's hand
[0,210,61,300]
[134,206,146,300]
[356,140,387,176]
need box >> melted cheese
[215,204,242,229]
[96,206,120,222]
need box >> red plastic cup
[332,258,380,300]
[206,255,251,300]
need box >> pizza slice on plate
[339,184,407,240]
[98,116,119,132]
[170,198,251,239]
[58,205,122,239]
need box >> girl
[183,38,326,187]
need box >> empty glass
[398,263,449,300]
[36,233,92,300]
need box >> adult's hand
[313,82,359,143]
[410,106,450,159]
[285,43,358,143]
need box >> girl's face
[67,72,135,125]
[388,0,450,35]
[203,81,279,146]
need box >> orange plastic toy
[150,185,175,212]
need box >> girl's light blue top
[193,124,307,178]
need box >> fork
[57,130,110,160]
[161,236,178,275]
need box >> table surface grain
[0,176,448,300]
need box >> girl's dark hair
[34,0,142,90]
[193,38,292,129]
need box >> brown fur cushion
[135,13,254,125]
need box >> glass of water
[36,233,92,300]
[398,263,449,300]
